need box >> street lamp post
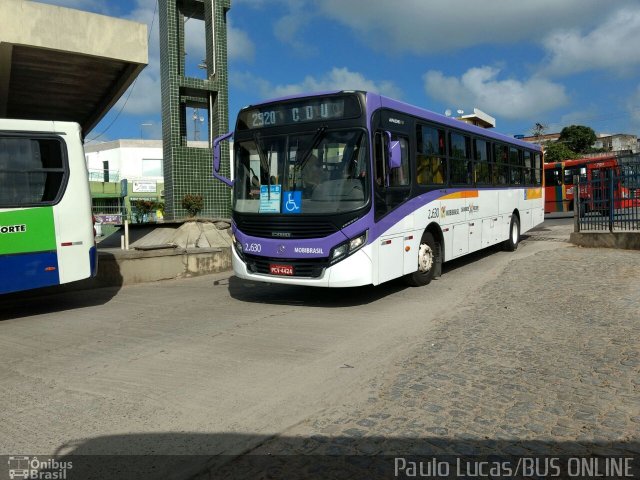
[192,110,204,141]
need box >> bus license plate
[270,264,294,276]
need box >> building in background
[85,139,226,229]
[456,108,496,129]
[523,132,638,155]
[593,134,639,154]
[85,140,165,225]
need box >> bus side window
[534,153,542,185]
[564,168,574,185]
[493,144,508,185]
[545,167,561,186]
[509,147,522,185]
[449,132,472,185]
[523,151,532,185]
[416,124,446,185]
[474,139,491,185]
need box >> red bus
[544,156,638,214]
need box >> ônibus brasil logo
[7,456,72,479]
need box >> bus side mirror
[385,131,402,169]
[213,131,234,187]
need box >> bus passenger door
[373,129,412,284]
[373,131,410,219]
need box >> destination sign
[237,95,361,130]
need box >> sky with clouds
[37,0,640,142]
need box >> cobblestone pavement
[235,240,640,462]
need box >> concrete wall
[570,232,640,250]
[95,247,232,287]
[2,0,147,64]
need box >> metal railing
[575,160,640,232]
[92,205,128,225]
[88,169,121,183]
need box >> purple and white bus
[213,91,543,287]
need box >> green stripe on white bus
[0,207,56,255]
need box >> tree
[558,125,597,154]
[543,141,578,163]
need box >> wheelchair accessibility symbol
[283,191,302,214]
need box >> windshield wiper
[253,133,270,176]
[296,126,327,169]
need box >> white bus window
[0,137,66,206]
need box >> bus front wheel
[503,215,520,252]
[404,231,437,287]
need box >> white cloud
[315,0,616,54]
[184,18,256,64]
[542,6,640,76]
[273,13,317,56]
[423,66,568,120]
[229,21,256,62]
[232,67,403,101]
[119,71,162,116]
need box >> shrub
[182,194,204,218]
[131,199,158,222]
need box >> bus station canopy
[0,0,148,136]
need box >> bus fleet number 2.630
[244,242,262,253]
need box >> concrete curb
[95,247,233,286]
[570,232,640,250]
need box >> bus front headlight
[232,233,244,258]
[330,231,368,264]
[349,232,367,252]
[331,244,349,261]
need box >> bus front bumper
[232,247,373,288]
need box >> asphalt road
[2,217,638,479]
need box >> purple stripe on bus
[233,187,483,259]
[233,226,349,259]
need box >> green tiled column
[159,0,232,220]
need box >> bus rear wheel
[404,231,437,287]
[503,215,520,252]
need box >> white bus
[213,91,544,287]
[0,119,97,294]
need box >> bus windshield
[233,128,369,214]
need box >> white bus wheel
[404,231,436,287]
